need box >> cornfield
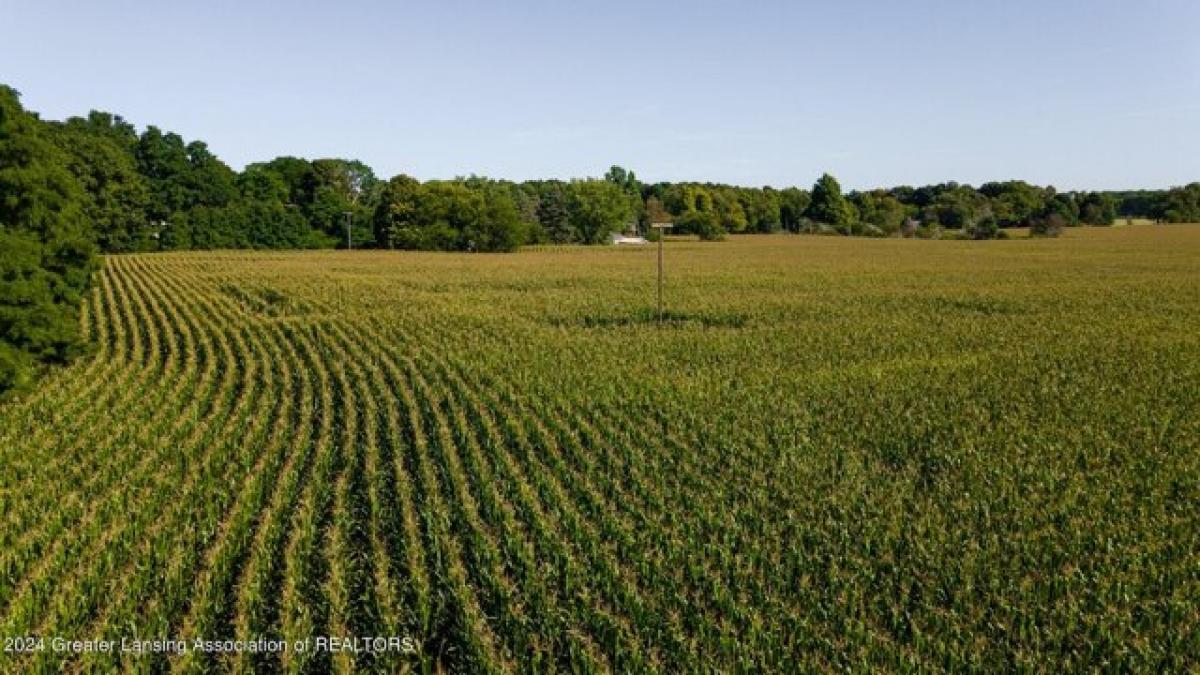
[1,227,1197,673]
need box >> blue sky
[3,0,1197,190]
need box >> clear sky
[3,0,1197,190]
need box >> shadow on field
[930,296,1029,316]
[219,283,309,318]
[552,308,750,329]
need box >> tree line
[1,83,1197,394]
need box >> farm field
[1,225,1198,673]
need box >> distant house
[610,232,648,245]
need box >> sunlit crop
[1,226,1197,672]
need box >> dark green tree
[49,113,153,252]
[738,187,782,233]
[778,187,812,232]
[135,127,193,220]
[135,128,237,224]
[372,177,528,251]
[805,173,856,232]
[604,165,639,194]
[0,85,97,394]
[238,165,292,203]
[851,190,911,236]
[1043,192,1081,226]
[184,141,238,209]
[464,184,526,252]
[662,184,725,240]
[711,187,748,234]
[923,185,988,230]
[565,179,634,244]
[980,181,1047,227]
[1078,192,1118,226]
[247,156,316,206]
[307,158,379,247]
[534,182,574,243]
[374,174,428,249]
[1158,184,1200,223]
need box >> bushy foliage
[661,184,726,240]
[564,179,634,244]
[1079,192,1118,226]
[1031,212,1067,237]
[374,177,526,251]
[778,187,811,232]
[805,173,856,232]
[980,180,1046,227]
[964,212,1005,240]
[4,81,1190,403]
[4,81,1169,265]
[49,112,153,252]
[1159,183,1200,223]
[0,86,1186,395]
[922,184,989,230]
[0,86,97,395]
[850,190,911,236]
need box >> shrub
[1031,213,1067,237]
[965,214,1003,240]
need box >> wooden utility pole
[651,223,673,322]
